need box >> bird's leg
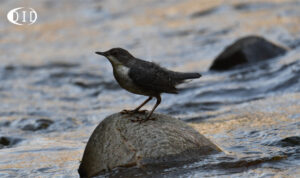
[133,96,153,113]
[121,96,152,114]
[131,95,161,122]
[145,95,161,120]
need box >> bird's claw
[121,109,135,114]
[137,110,147,114]
[121,109,147,115]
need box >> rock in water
[78,112,221,177]
[209,35,287,71]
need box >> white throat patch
[115,65,130,78]
[107,55,121,66]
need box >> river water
[0,0,299,177]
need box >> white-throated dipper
[95,48,201,122]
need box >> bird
[95,48,201,122]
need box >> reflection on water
[0,0,300,177]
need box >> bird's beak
[95,51,106,56]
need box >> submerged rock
[0,136,22,149]
[271,136,300,147]
[17,118,54,131]
[78,112,221,177]
[210,36,287,71]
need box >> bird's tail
[174,72,201,81]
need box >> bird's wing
[128,60,178,94]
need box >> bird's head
[95,48,133,66]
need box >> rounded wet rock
[210,35,287,71]
[78,112,222,177]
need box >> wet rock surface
[210,36,287,71]
[78,112,221,177]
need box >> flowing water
[0,0,300,177]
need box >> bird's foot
[137,110,147,114]
[130,116,156,123]
[121,109,147,115]
[121,109,136,114]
